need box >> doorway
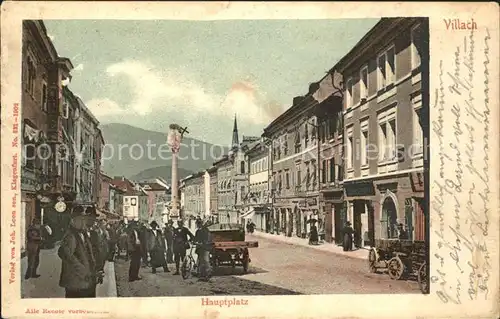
[381,197,398,239]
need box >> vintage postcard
[1,1,498,318]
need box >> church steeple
[231,114,239,149]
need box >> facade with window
[214,155,235,224]
[262,93,320,238]
[207,166,218,222]
[234,136,260,222]
[313,71,346,244]
[21,20,78,247]
[180,172,206,220]
[243,139,270,232]
[336,18,428,248]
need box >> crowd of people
[53,204,214,298]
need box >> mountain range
[100,123,229,182]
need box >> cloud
[73,63,84,71]
[86,60,285,125]
[86,98,125,117]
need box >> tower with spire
[231,114,239,149]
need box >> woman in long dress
[342,221,354,251]
[148,221,169,273]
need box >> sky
[44,19,379,145]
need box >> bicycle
[181,244,198,279]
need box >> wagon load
[208,223,259,273]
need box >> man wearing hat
[163,220,175,264]
[147,221,169,274]
[25,217,43,279]
[127,220,143,281]
[193,218,213,281]
[172,219,194,275]
[58,205,100,298]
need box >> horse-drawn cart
[368,239,428,293]
[208,224,259,273]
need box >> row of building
[20,21,174,251]
[180,17,428,248]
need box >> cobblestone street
[114,234,419,296]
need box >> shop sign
[21,170,37,192]
[345,181,375,197]
[307,198,317,206]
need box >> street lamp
[167,124,189,221]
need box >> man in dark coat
[308,220,319,245]
[163,220,174,263]
[147,221,169,273]
[25,218,43,279]
[91,219,109,272]
[127,221,143,282]
[194,219,213,281]
[342,221,355,251]
[172,219,194,275]
[139,223,150,267]
[58,205,99,298]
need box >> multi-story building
[234,135,260,220]
[336,18,428,248]
[21,20,77,246]
[74,96,100,204]
[111,176,147,222]
[214,155,234,224]
[207,166,218,221]
[109,184,124,217]
[262,93,320,238]
[180,171,205,218]
[313,71,346,244]
[137,180,169,226]
[243,139,270,232]
[99,172,112,211]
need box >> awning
[240,209,255,219]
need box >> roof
[262,94,317,138]
[139,182,168,191]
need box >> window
[240,161,245,174]
[328,117,336,139]
[41,82,48,111]
[411,24,422,69]
[25,55,36,95]
[329,158,335,182]
[277,171,282,190]
[285,170,290,189]
[360,67,368,99]
[305,162,310,186]
[311,160,317,184]
[346,128,353,170]
[346,78,353,108]
[321,160,327,183]
[296,165,302,187]
[361,120,369,166]
[283,135,288,155]
[377,46,396,90]
[379,119,397,161]
[413,105,423,155]
[295,131,301,153]
[24,144,36,170]
[304,124,309,148]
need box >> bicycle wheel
[181,257,192,279]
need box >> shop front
[321,190,344,244]
[344,181,376,248]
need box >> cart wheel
[368,248,377,273]
[242,253,249,273]
[388,256,405,280]
[417,262,428,293]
